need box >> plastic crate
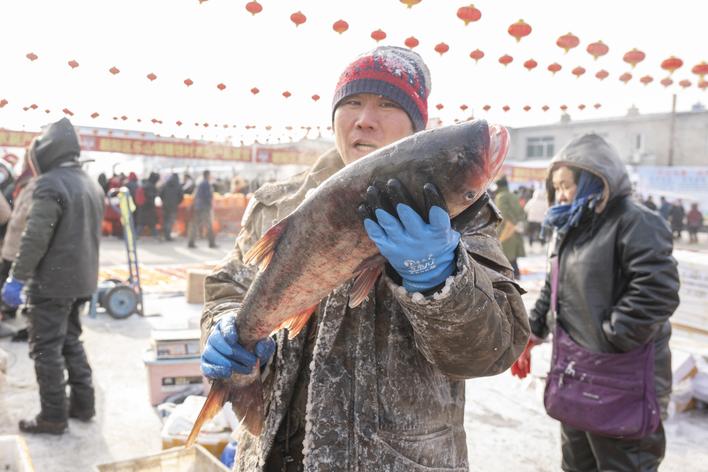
[95,445,228,472]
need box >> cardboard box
[0,435,34,472]
[96,445,228,472]
[143,349,209,406]
[186,269,211,304]
[151,329,201,360]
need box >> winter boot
[19,415,68,435]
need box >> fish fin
[232,368,266,436]
[243,219,288,270]
[272,304,318,339]
[186,380,230,448]
[349,255,385,308]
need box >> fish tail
[186,379,230,448]
[487,124,510,179]
[232,372,266,436]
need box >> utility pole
[668,93,676,166]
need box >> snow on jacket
[201,148,529,472]
[529,134,680,399]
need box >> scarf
[541,170,604,238]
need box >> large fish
[187,119,509,444]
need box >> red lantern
[121,115,128,121]
[290,11,306,27]
[619,72,632,84]
[557,33,579,53]
[640,75,653,86]
[578,104,586,111]
[312,94,320,101]
[176,120,183,126]
[184,78,193,87]
[0,99,7,108]
[595,69,609,80]
[434,43,450,56]
[679,79,692,89]
[90,112,99,118]
[482,105,491,111]
[436,104,444,110]
[245,1,262,15]
[699,80,708,90]
[250,87,260,95]
[332,20,348,34]
[523,105,531,112]
[62,108,74,116]
[548,63,562,74]
[542,105,549,112]
[508,20,531,42]
[594,103,602,109]
[26,52,38,61]
[30,104,38,110]
[282,91,292,98]
[400,0,422,7]
[572,66,586,78]
[469,49,484,63]
[502,105,510,112]
[217,83,226,91]
[404,36,419,49]
[623,48,645,68]
[457,5,481,25]
[371,29,387,42]
[68,59,79,69]
[109,66,120,75]
[660,77,673,87]
[692,61,708,79]
[523,59,537,71]
[560,105,568,111]
[498,54,513,66]
[460,104,468,111]
[586,40,609,60]
[661,56,683,75]
[146,72,157,81]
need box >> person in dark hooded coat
[1,117,105,434]
[159,173,184,241]
[512,134,680,471]
[136,171,160,238]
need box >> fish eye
[464,192,476,200]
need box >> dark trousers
[561,423,665,472]
[26,296,94,422]
[162,207,178,240]
[188,208,215,246]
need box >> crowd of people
[643,195,704,243]
[97,169,254,248]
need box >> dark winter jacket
[193,178,213,212]
[11,118,104,298]
[529,134,680,399]
[201,149,529,471]
[136,173,159,226]
[159,173,184,211]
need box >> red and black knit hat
[332,46,431,131]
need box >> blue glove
[201,317,276,379]
[2,277,26,308]
[361,180,460,292]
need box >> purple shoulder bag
[542,257,661,439]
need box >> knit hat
[332,46,431,131]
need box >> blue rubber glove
[2,277,26,308]
[362,181,460,293]
[201,317,276,379]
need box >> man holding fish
[199,46,529,471]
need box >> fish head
[435,119,509,216]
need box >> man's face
[334,93,415,165]
[552,166,578,205]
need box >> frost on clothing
[200,149,529,471]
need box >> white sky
[0,0,706,144]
